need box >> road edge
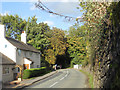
[13,70,58,89]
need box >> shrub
[23,67,47,79]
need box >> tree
[67,25,88,67]
[45,27,68,65]
[1,14,27,40]
[27,16,50,52]
[78,1,120,88]
[26,16,51,66]
[78,2,112,67]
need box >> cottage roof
[0,53,16,65]
[6,37,40,53]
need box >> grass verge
[79,69,94,88]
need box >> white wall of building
[74,64,79,69]
[24,58,32,69]
[0,53,2,82]
[24,58,32,64]
[74,64,82,69]
[0,24,5,39]
[0,25,17,63]
[0,38,16,63]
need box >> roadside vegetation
[80,70,94,88]
[23,67,51,79]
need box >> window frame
[4,44,7,48]
[18,49,21,56]
[3,67,9,75]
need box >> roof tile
[6,37,40,53]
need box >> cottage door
[23,64,29,69]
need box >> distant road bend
[25,69,87,88]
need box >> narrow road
[25,69,87,88]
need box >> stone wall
[2,65,15,83]
[82,24,120,88]
[93,24,120,88]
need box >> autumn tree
[78,1,120,88]
[45,27,68,65]
[67,24,88,67]
[78,2,111,67]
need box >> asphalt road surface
[25,69,87,88]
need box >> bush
[23,67,47,79]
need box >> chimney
[21,31,27,44]
[0,24,5,38]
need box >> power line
[35,0,83,23]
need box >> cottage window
[18,49,21,56]
[4,44,7,48]
[3,67,9,74]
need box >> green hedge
[23,67,47,79]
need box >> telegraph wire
[35,0,83,23]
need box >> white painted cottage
[0,24,41,82]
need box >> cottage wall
[16,50,40,68]
[0,25,16,63]
[0,53,2,82]
[0,65,2,82]
[0,38,16,63]
[32,52,41,68]
[2,65,15,83]
[0,24,40,70]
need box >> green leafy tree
[1,14,27,40]
[26,16,51,66]
[27,16,50,52]
[67,25,88,67]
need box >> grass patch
[80,69,94,88]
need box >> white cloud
[36,16,41,19]
[49,2,80,15]
[44,21,54,26]
[30,0,37,2]
[0,11,10,16]
[30,4,36,10]
[29,0,37,11]
[50,14,54,17]
[60,0,69,2]
[49,14,57,18]
[77,16,82,18]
